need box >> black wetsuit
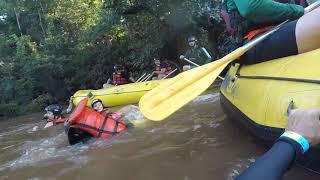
[236,140,301,180]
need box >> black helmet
[114,65,122,70]
[91,99,103,107]
[114,65,118,70]
[45,104,62,116]
[187,36,197,43]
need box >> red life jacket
[112,71,128,85]
[165,66,172,75]
[155,65,172,75]
[68,99,126,139]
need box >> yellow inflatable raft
[220,48,320,172]
[72,79,168,107]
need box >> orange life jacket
[243,26,273,40]
[68,99,126,139]
[112,71,128,85]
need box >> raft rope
[236,74,320,85]
[235,66,320,85]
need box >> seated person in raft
[103,65,135,88]
[152,58,172,80]
[179,36,212,71]
[221,0,320,65]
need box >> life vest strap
[74,122,118,136]
[98,116,109,137]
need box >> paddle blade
[139,58,232,121]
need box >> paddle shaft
[143,72,154,82]
[161,68,177,80]
[305,0,320,13]
[136,73,147,82]
[183,58,224,80]
[140,73,151,82]
[183,58,200,67]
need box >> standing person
[221,0,320,64]
[105,65,135,87]
[152,58,172,80]
[179,36,212,71]
[236,108,320,180]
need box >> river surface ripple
[0,85,319,180]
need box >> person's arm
[106,78,112,84]
[53,117,68,125]
[63,96,74,114]
[221,10,234,35]
[159,67,167,74]
[153,69,162,74]
[236,135,304,180]
[67,97,90,124]
[107,111,123,122]
[129,76,135,83]
[179,51,188,60]
[237,108,320,180]
[234,0,304,24]
[221,0,235,35]
[298,0,307,7]
[127,73,135,83]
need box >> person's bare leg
[296,7,320,53]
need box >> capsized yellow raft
[220,48,320,173]
[72,79,168,107]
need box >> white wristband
[280,131,310,153]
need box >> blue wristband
[280,131,310,153]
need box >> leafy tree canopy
[0,0,228,117]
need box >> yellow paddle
[139,22,286,121]
[139,1,320,121]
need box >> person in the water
[43,97,122,124]
[43,94,143,144]
[236,108,320,180]
[43,96,75,127]
[43,104,67,127]
[91,99,113,117]
[44,96,117,121]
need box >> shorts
[239,20,298,65]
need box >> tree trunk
[38,9,46,38]
[14,8,22,36]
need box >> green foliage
[0,102,20,117]
[0,0,228,118]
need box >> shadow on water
[0,83,319,179]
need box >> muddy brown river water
[0,84,319,180]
